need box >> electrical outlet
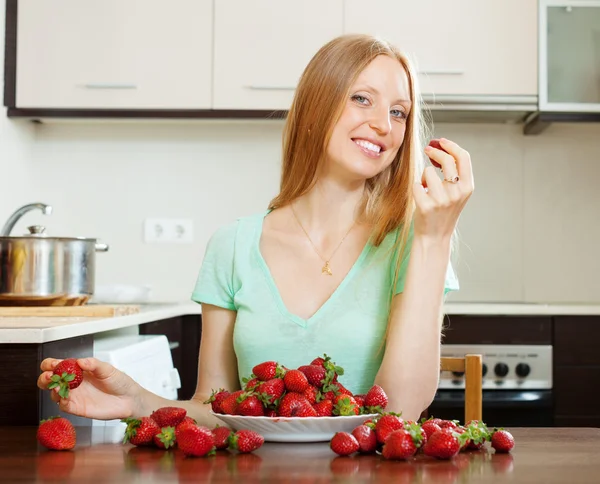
[144,218,194,244]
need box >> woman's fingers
[77,357,116,380]
[40,358,61,372]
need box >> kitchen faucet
[0,202,53,236]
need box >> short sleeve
[392,225,460,297]
[191,221,239,311]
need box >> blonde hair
[268,33,431,295]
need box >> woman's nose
[368,108,392,135]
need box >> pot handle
[95,243,109,252]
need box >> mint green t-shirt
[191,211,459,395]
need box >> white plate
[210,411,379,443]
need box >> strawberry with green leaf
[47,359,83,399]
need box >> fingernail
[52,361,58,367]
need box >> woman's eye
[352,94,369,105]
[391,109,406,119]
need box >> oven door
[427,390,554,427]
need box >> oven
[429,344,554,427]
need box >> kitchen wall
[1,1,599,305]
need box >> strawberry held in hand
[48,359,83,399]
[37,416,76,450]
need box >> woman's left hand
[413,137,474,243]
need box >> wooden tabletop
[1,426,599,483]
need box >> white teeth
[354,139,381,153]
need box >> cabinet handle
[417,70,465,76]
[82,84,138,90]
[169,341,180,350]
[246,85,296,91]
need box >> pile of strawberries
[121,406,264,457]
[330,414,515,460]
[205,355,387,417]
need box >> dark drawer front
[554,367,600,415]
[442,315,552,344]
[554,316,600,366]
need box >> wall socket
[144,218,194,244]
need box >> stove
[430,344,554,427]
[439,344,553,390]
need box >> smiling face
[324,55,412,183]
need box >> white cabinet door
[344,0,538,98]
[16,0,213,109]
[213,0,344,110]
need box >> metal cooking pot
[0,203,109,306]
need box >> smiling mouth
[352,138,385,156]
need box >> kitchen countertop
[2,426,599,483]
[1,301,600,344]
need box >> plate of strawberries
[205,355,386,442]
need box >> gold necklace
[291,203,356,276]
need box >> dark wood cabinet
[553,316,600,427]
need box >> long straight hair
[269,34,431,294]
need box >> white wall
[1,0,599,304]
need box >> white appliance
[91,334,182,427]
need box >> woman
[37,34,473,425]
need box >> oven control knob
[494,363,509,377]
[482,363,488,377]
[516,363,531,378]
[452,371,464,378]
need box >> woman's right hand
[37,357,142,421]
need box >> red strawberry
[284,369,310,393]
[177,425,215,457]
[421,419,442,440]
[491,429,515,453]
[298,365,327,388]
[330,432,359,456]
[466,420,490,450]
[351,425,377,454]
[333,395,359,416]
[252,361,284,381]
[153,426,176,449]
[122,417,161,446]
[277,393,315,417]
[175,417,197,440]
[439,419,459,430]
[237,394,266,417]
[423,428,468,459]
[220,390,244,415]
[382,429,419,460]
[453,426,471,450]
[310,357,326,367]
[313,399,334,417]
[353,395,365,408]
[265,409,278,418]
[375,414,404,444]
[150,407,187,428]
[37,416,76,450]
[303,385,318,404]
[427,139,446,168]
[256,378,285,406]
[48,359,83,399]
[243,377,260,391]
[229,430,264,453]
[212,426,233,450]
[204,389,230,414]
[363,385,388,412]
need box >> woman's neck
[292,177,366,236]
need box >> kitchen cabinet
[15,0,213,109]
[212,0,344,110]
[539,0,600,111]
[343,0,538,99]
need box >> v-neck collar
[253,210,371,328]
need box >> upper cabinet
[344,0,538,99]
[539,0,600,112]
[15,0,213,109]
[212,0,344,110]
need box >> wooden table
[1,427,599,483]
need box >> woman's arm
[374,236,450,420]
[136,303,240,427]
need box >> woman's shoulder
[208,210,268,245]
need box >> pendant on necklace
[322,261,333,276]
